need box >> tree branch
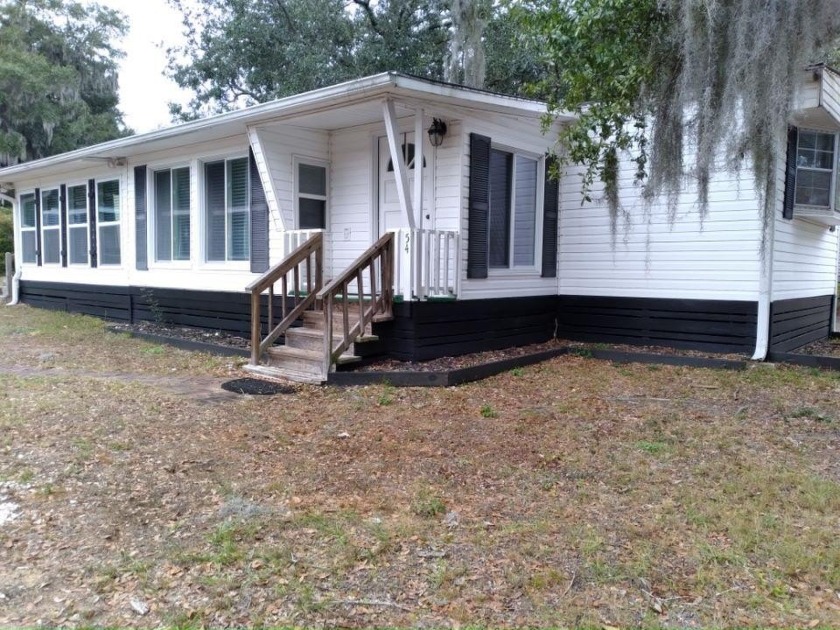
[271,0,297,33]
[352,0,384,38]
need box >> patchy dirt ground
[1,305,839,628]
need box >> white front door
[377,132,433,235]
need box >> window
[40,188,60,265]
[97,179,121,265]
[154,167,191,261]
[67,184,89,265]
[20,192,37,264]
[386,142,426,172]
[795,130,836,207]
[488,148,539,270]
[205,157,249,262]
[297,162,327,229]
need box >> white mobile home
[1,71,838,381]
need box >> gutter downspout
[752,213,776,361]
[0,193,20,305]
[8,263,21,306]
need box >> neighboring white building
[1,70,838,375]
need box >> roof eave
[0,71,575,181]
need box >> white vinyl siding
[19,192,37,264]
[40,188,60,265]
[154,167,191,262]
[97,179,121,266]
[67,184,89,265]
[249,125,329,263]
[328,126,373,275]
[559,152,763,301]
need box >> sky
[94,0,194,133]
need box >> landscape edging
[766,351,840,370]
[328,347,748,387]
[106,325,754,384]
[107,325,250,358]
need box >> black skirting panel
[373,296,558,361]
[554,295,758,353]
[18,281,301,336]
[769,295,834,353]
[20,281,769,359]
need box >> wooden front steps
[247,232,395,384]
[246,304,383,383]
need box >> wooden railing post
[250,291,261,365]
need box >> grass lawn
[0,305,839,628]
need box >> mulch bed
[111,321,755,385]
[792,335,840,358]
[112,321,251,349]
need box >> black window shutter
[59,184,68,267]
[783,126,798,220]
[541,156,560,278]
[134,165,148,270]
[88,179,98,267]
[468,133,491,279]
[249,148,269,273]
[34,187,42,266]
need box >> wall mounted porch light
[427,118,448,147]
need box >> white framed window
[795,129,836,207]
[19,191,37,264]
[96,179,121,266]
[295,159,328,229]
[153,166,191,262]
[488,147,541,271]
[67,183,89,266]
[40,188,61,265]
[204,157,249,262]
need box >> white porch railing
[283,229,325,258]
[282,229,325,289]
[390,228,459,300]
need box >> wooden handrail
[248,232,324,365]
[319,232,394,369]
[316,232,393,300]
[247,232,323,294]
